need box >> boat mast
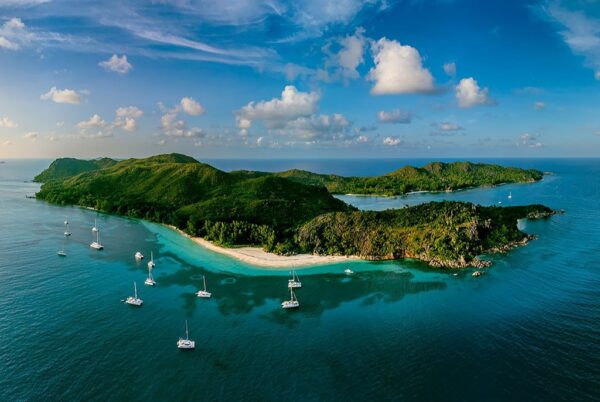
[185,320,189,340]
[134,282,137,298]
[203,275,206,291]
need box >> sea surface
[0,158,598,401]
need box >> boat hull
[281,301,299,309]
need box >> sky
[1,0,600,159]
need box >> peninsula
[35,154,554,268]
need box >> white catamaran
[177,320,195,349]
[196,275,211,298]
[147,251,156,269]
[63,219,71,237]
[144,266,156,286]
[57,240,66,257]
[281,288,299,309]
[288,270,302,289]
[125,281,143,306]
[90,226,103,250]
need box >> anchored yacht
[281,288,299,309]
[177,320,195,350]
[288,270,301,289]
[125,282,143,306]
[196,275,211,298]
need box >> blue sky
[0,0,600,159]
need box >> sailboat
[288,270,302,289]
[281,288,299,309]
[92,219,98,233]
[125,281,143,306]
[177,320,195,349]
[57,240,67,257]
[134,251,144,260]
[144,266,156,286]
[63,219,71,237]
[508,191,513,199]
[90,226,103,250]
[196,275,211,298]
[147,251,156,269]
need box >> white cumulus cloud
[455,77,494,108]
[519,133,543,148]
[237,85,319,129]
[377,109,412,124]
[160,108,203,138]
[180,97,204,116]
[0,17,25,50]
[534,101,546,110]
[319,27,367,82]
[443,62,456,77]
[99,54,133,74]
[383,136,402,146]
[114,106,143,132]
[76,114,106,130]
[282,113,351,141]
[368,38,435,95]
[438,122,463,132]
[0,116,18,128]
[40,86,82,104]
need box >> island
[34,154,555,268]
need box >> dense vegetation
[296,202,555,267]
[35,154,554,267]
[35,154,352,252]
[235,161,543,196]
[33,157,117,182]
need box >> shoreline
[336,177,544,199]
[166,225,359,269]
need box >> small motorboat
[344,268,354,275]
[472,271,483,277]
[135,251,144,260]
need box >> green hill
[268,161,543,195]
[297,201,555,267]
[33,157,117,182]
[36,157,543,197]
[35,154,352,252]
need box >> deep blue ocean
[0,158,598,401]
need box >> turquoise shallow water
[0,159,598,401]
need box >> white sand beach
[167,226,358,268]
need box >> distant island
[34,154,555,268]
